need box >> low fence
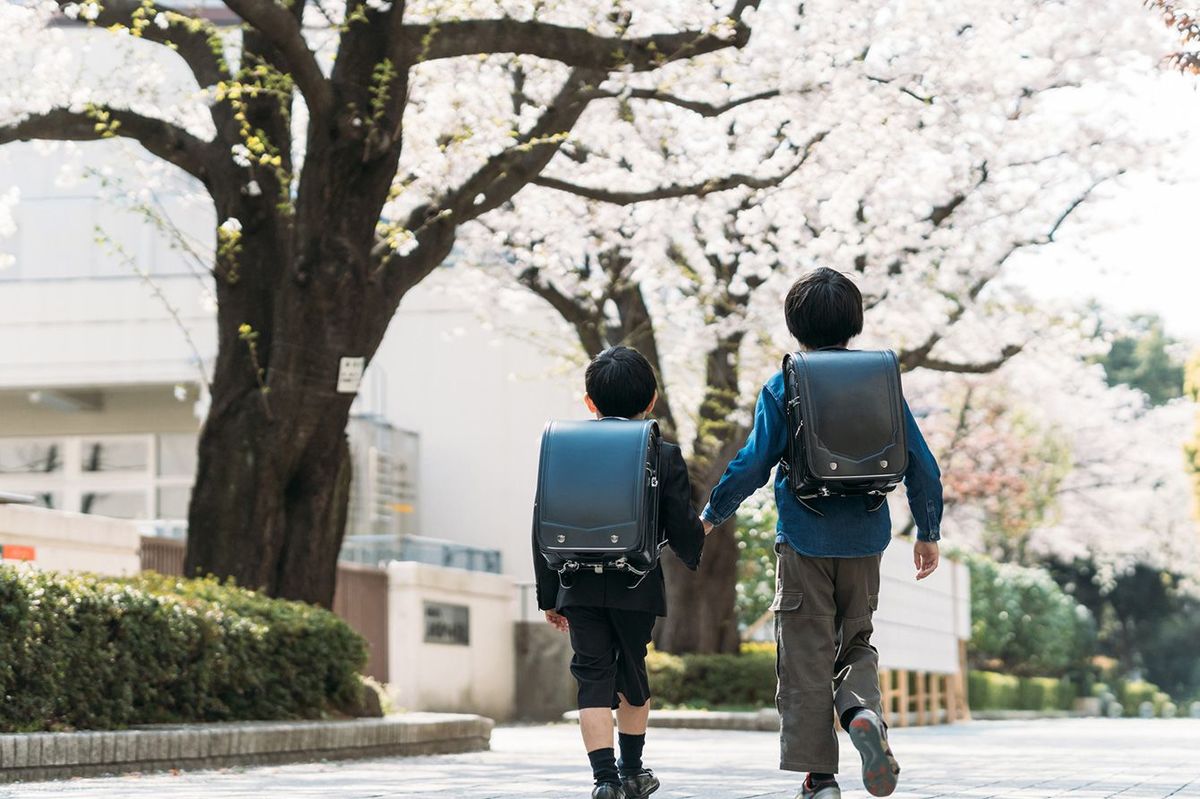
[332,563,390,682]
[0,504,140,575]
[878,642,971,727]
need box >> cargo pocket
[770,592,804,613]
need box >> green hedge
[647,644,776,708]
[968,670,1078,711]
[0,567,367,732]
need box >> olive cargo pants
[772,543,884,773]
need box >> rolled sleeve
[903,402,944,543]
[703,382,788,527]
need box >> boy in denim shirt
[701,268,944,799]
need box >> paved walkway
[4,719,1198,798]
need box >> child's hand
[545,610,569,633]
[701,517,714,535]
[913,541,940,580]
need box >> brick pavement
[4,719,1198,798]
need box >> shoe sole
[848,714,899,797]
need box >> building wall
[369,277,582,584]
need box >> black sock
[809,772,836,784]
[840,705,867,730]
[588,747,619,786]
[617,732,646,776]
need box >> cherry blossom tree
[0,0,767,606]
[463,0,1177,650]
[1147,1,1200,73]
[911,327,1200,587]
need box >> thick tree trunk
[654,337,749,654]
[185,387,353,606]
[655,491,742,653]
[184,186,400,607]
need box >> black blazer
[533,440,705,617]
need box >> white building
[0,138,579,586]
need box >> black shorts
[560,606,656,710]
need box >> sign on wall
[1,544,35,561]
[424,601,469,646]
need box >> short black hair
[585,346,657,418]
[784,267,864,349]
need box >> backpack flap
[535,420,658,569]
[794,350,908,487]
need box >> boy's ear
[643,391,658,417]
[584,394,600,415]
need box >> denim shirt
[701,369,944,558]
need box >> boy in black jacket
[534,346,707,799]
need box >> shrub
[0,567,367,732]
[968,670,1077,711]
[967,555,1096,677]
[647,644,777,708]
[1119,680,1168,718]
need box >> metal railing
[340,534,502,574]
[136,523,503,575]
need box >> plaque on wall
[424,601,470,646]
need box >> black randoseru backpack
[781,349,908,514]
[534,419,664,581]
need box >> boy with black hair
[534,345,707,799]
[701,267,944,799]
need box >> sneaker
[847,709,901,797]
[592,782,627,799]
[798,775,841,799]
[621,768,660,799]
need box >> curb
[563,709,782,732]
[0,713,492,783]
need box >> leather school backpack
[781,349,907,513]
[533,418,664,581]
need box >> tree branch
[517,267,606,356]
[400,4,759,70]
[222,0,334,118]
[0,107,214,182]
[928,161,988,227]
[533,130,827,206]
[427,69,602,225]
[58,1,230,88]
[375,69,602,295]
[588,87,782,117]
[914,344,1024,374]
[900,174,1115,371]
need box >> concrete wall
[0,504,140,575]
[386,561,518,721]
[514,621,577,722]
[873,538,971,674]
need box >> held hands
[544,610,569,633]
[701,517,714,535]
[913,541,940,581]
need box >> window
[0,433,196,521]
[157,433,197,476]
[156,485,191,518]
[80,490,149,519]
[0,438,63,474]
[80,437,149,473]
